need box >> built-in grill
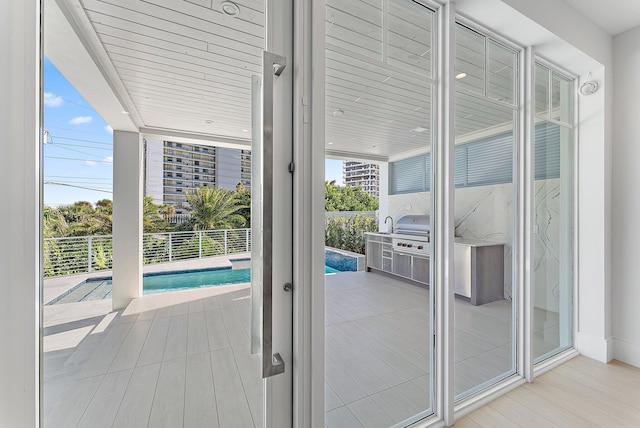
[394,215,431,237]
[392,215,430,257]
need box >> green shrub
[325,214,377,254]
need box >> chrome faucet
[384,216,394,233]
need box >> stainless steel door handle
[262,50,286,379]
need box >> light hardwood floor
[454,356,640,428]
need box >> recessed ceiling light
[221,1,240,16]
[354,97,361,102]
[121,110,130,115]
[205,120,214,124]
[455,72,467,79]
[328,142,334,145]
[411,126,428,133]
[242,129,248,132]
[333,109,344,117]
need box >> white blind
[390,154,427,194]
[390,123,561,194]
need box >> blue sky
[43,58,342,206]
[43,57,114,207]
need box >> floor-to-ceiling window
[323,1,437,426]
[452,22,519,400]
[533,62,574,362]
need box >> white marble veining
[387,180,562,305]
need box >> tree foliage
[184,187,247,231]
[325,180,379,212]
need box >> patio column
[112,130,143,310]
[378,162,389,232]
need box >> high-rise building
[144,139,251,212]
[343,161,380,198]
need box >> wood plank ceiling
[70,0,520,160]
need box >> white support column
[112,130,143,310]
[0,0,40,426]
[378,162,389,232]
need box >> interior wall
[0,0,40,426]
[612,25,640,368]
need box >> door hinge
[288,162,295,173]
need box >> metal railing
[44,228,251,278]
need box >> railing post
[169,232,173,262]
[224,230,228,254]
[87,236,93,273]
[199,231,203,258]
[246,228,250,252]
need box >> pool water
[119,265,339,294]
[48,264,344,305]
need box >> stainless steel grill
[392,215,430,257]
[394,215,430,238]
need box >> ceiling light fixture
[121,110,130,115]
[411,126,427,133]
[221,1,240,17]
[333,109,344,117]
[455,72,467,79]
[328,142,334,145]
[242,129,248,132]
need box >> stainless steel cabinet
[392,253,412,278]
[412,256,430,285]
[454,242,504,305]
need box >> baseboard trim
[612,337,640,368]
[575,332,611,362]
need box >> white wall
[612,25,640,367]
[0,0,40,426]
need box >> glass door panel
[453,23,518,400]
[324,1,436,426]
[533,64,574,363]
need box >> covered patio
[43,269,537,427]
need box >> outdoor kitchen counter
[453,238,504,247]
[366,232,429,241]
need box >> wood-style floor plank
[454,356,640,428]
[77,369,132,428]
[210,347,255,427]
[184,353,219,428]
[148,357,187,428]
[137,316,170,366]
[112,363,161,428]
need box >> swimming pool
[48,264,342,304]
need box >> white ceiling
[563,0,640,36]
[49,0,558,161]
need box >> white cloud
[85,160,96,167]
[44,92,63,107]
[104,156,113,163]
[105,125,113,134]
[69,116,93,125]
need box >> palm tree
[143,196,170,232]
[185,187,247,230]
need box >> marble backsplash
[388,179,562,309]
